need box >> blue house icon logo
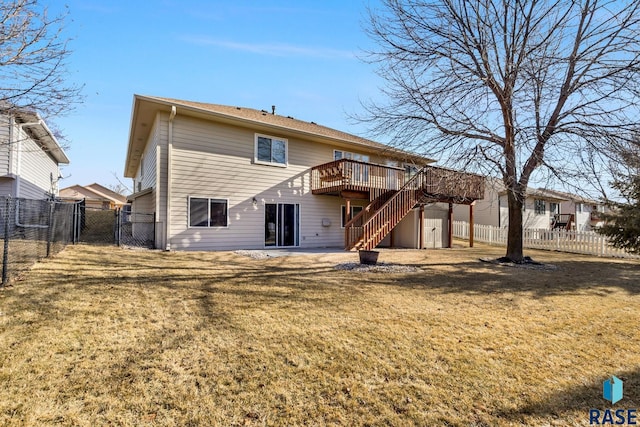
[603,376,623,404]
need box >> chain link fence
[74,204,155,248]
[1,196,156,285]
[0,196,76,285]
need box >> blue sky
[52,1,383,192]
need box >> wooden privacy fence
[453,221,639,259]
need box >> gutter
[165,105,176,251]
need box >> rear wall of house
[166,114,382,250]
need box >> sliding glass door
[265,203,299,247]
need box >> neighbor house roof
[59,183,127,205]
[538,188,602,205]
[84,183,128,204]
[488,177,569,202]
[124,95,433,177]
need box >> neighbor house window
[341,205,363,227]
[534,199,546,215]
[189,197,228,227]
[255,134,287,166]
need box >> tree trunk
[505,190,525,262]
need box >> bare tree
[362,0,640,262]
[0,0,82,118]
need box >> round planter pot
[359,250,379,265]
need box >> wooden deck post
[469,202,475,248]
[345,198,351,224]
[419,204,425,249]
[448,202,453,248]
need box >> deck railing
[312,159,484,202]
[311,159,405,195]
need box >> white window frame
[188,196,229,228]
[534,199,546,215]
[334,149,370,163]
[254,134,288,167]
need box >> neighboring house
[454,178,569,230]
[454,178,609,231]
[540,189,608,231]
[0,108,69,199]
[59,183,128,209]
[123,95,484,251]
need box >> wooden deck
[311,159,485,203]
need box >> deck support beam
[469,202,475,248]
[419,204,424,249]
[448,203,453,248]
[345,198,351,224]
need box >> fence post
[2,197,11,286]
[115,208,121,247]
[46,201,54,257]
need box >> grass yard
[0,242,639,426]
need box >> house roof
[489,178,569,202]
[84,183,128,204]
[59,183,127,204]
[538,188,602,205]
[124,94,433,178]
[14,110,70,164]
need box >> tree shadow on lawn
[494,367,639,423]
[367,258,640,298]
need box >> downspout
[165,106,176,251]
[8,115,15,196]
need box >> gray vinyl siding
[16,127,60,198]
[135,117,159,191]
[0,115,10,175]
[131,113,167,248]
[167,115,361,250]
[0,177,15,197]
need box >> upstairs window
[334,150,370,163]
[534,199,546,215]
[255,134,287,166]
[189,197,228,227]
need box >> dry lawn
[0,242,639,426]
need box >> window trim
[188,196,229,228]
[341,205,364,228]
[333,149,370,163]
[534,199,546,215]
[254,133,288,167]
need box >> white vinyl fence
[453,221,639,259]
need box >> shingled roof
[153,96,396,150]
[125,95,431,177]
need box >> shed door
[424,208,449,249]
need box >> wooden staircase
[552,214,574,230]
[344,167,439,250]
[344,166,484,250]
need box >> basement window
[189,197,228,227]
